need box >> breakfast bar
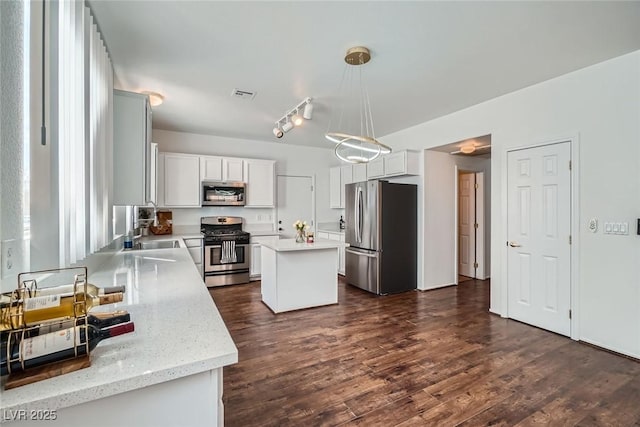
[1,240,237,427]
[260,238,345,313]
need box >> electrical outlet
[1,239,17,278]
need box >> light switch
[613,223,620,233]
[604,222,613,234]
[620,222,629,235]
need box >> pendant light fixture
[325,46,391,164]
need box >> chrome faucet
[147,200,159,226]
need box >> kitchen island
[1,238,237,427]
[260,238,345,313]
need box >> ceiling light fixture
[272,97,312,139]
[325,46,391,164]
[450,144,492,155]
[142,91,164,107]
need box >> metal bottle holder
[3,267,91,376]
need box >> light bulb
[460,145,476,154]
[291,112,303,126]
[273,127,283,138]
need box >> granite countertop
[0,243,238,414]
[261,238,347,252]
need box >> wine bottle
[1,322,135,375]
[0,292,124,331]
[1,311,131,341]
[23,283,126,298]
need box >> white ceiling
[88,1,640,149]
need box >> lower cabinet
[317,231,345,275]
[250,235,279,280]
[184,237,203,278]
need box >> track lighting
[281,119,294,133]
[303,102,313,120]
[272,97,313,139]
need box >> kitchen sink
[132,239,182,250]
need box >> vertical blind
[55,1,113,266]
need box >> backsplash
[162,206,276,227]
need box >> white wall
[152,129,340,228]
[0,0,27,292]
[422,151,491,289]
[381,50,640,358]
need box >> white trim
[453,165,459,285]
[475,171,486,280]
[502,134,580,337]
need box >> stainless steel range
[201,216,250,287]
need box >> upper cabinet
[352,163,367,182]
[200,156,245,182]
[329,165,354,209]
[200,156,223,181]
[366,150,420,180]
[223,158,245,182]
[163,153,201,207]
[113,90,155,205]
[244,159,275,208]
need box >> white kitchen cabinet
[366,158,385,179]
[329,167,341,208]
[184,237,203,277]
[113,90,155,205]
[244,159,275,207]
[163,153,201,207]
[223,158,244,182]
[250,235,279,280]
[316,231,345,275]
[329,165,355,209]
[201,156,248,182]
[366,150,420,179]
[200,156,223,181]
[352,163,367,182]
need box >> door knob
[278,227,283,231]
[278,220,282,224]
[508,241,522,247]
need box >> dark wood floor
[210,277,640,426]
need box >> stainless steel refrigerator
[345,180,417,295]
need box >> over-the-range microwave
[202,181,245,206]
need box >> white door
[507,141,571,336]
[458,172,476,278]
[276,176,313,238]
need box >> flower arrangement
[293,220,308,232]
[293,220,308,242]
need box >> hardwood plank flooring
[210,277,640,426]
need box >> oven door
[204,243,250,272]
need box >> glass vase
[295,230,305,243]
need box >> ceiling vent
[231,88,257,100]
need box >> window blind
[55,1,112,266]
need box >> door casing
[500,135,580,340]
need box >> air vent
[231,88,257,100]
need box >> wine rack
[2,267,92,389]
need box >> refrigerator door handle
[345,248,378,258]
[354,187,361,242]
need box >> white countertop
[261,238,346,252]
[0,242,238,414]
[248,230,281,237]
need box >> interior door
[276,175,313,238]
[507,141,571,336]
[458,172,476,278]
